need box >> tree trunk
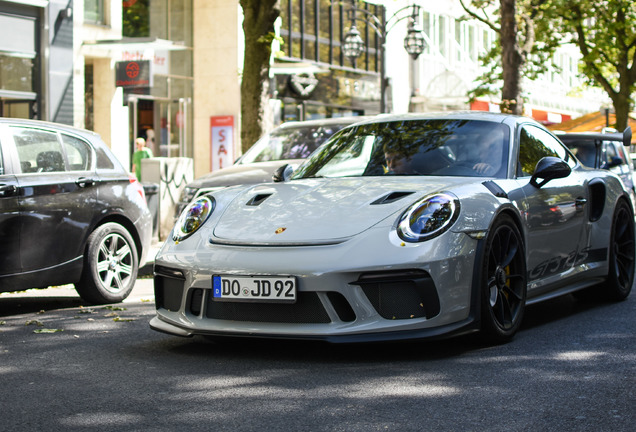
[499,0,524,115]
[239,0,280,153]
[612,93,631,132]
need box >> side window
[62,134,92,171]
[517,125,575,177]
[95,147,115,169]
[12,127,66,173]
[602,143,617,167]
[615,143,628,164]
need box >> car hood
[212,177,473,244]
[189,160,304,189]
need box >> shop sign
[115,60,151,88]
[289,73,318,97]
[210,116,234,171]
[337,76,380,101]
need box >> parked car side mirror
[273,163,294,182]
[530,157,571,188]
[604,157,624,169]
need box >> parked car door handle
[575,197,587,210]
[0,183,18,197]
[76,177,96,187]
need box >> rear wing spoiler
[556,126,632,147]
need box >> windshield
[291,119,510,179]
[239,122,351,164]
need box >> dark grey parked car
[175,116,369,217]
[0,119,152,304]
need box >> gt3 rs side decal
[528,247,607,280]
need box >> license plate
[212,275,296,303]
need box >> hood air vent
[371,191,414,205]
[246,193,273,206]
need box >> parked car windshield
[291,119,511,179]
[239,123,350,164]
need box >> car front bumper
[151,227,480,342]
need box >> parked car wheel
[76,222,139,304]
[602,199,635,300]
[479,215,527,343]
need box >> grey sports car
[151,112,635,343]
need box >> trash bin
[143,183,160,242]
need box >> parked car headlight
[397,193,460,242]
[173,196,215,242]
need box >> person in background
[132,137,153,181]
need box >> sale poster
[210,116,234,171]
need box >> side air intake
[246,194,273,206]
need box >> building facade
[1,0,612,237]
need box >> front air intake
[371,191,414,205]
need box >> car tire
[76,222,139,305]
[479,215,527,344]
[601,198,635,300]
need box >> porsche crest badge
[275,227,286,234]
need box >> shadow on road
[0,296,87,317]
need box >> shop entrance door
[127,96,191,161]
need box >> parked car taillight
[129,174,147,202]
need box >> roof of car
[276,115,374,129]
[0,118,101,140]
[346,111,533,127]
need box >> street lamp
[343,1,426,113]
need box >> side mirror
[530,156,571,188]
[604,157,624,169]
[273,163,294,182]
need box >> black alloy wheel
[480,215,527,343]
[604,199,635,300]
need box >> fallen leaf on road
[34,328,63,334]
[25,320,44,327]
[103,306,127,311]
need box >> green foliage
[554,0,636,89]
[463,0,563,104]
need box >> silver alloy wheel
[95,232,134,294]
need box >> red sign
[126,62,140,79]
[115,60,150,88]
[210,116,234,171]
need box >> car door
[0,132,21,278]
[516,124,588,288]
[10,126,97,274]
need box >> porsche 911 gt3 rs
[150,112,635,343]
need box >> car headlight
[173,196,215,242]
[397,193,460,242]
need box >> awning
[82,37,187,57]
[547,111,636,144]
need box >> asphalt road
[0,278,634,432]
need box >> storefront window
[123,0,150,37]
[280,0,380,72]
[84,0,104,24]
[0,55,33,93]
